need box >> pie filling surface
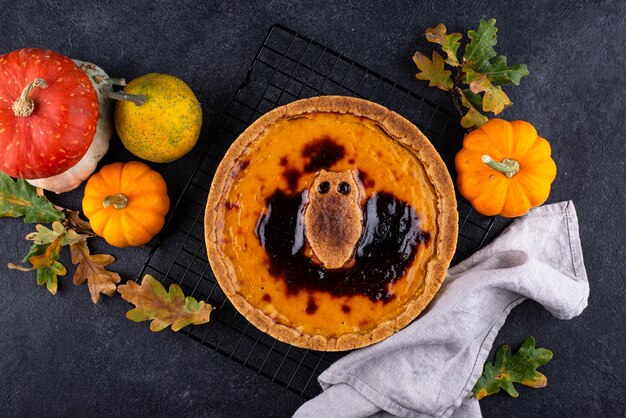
[212,111,440,338]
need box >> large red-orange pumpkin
[0,48,99,179]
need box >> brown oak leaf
[62,208,93,232]
[70,240,121,303]
[35,188,93,233]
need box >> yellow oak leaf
[425,23,462,66]
[413,51,454,91]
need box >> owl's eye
[337,182,351,195]
[317,181,331,194]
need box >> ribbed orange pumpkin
[455,119,557,218]
[82,161,170,247]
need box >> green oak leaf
[425,23,463,66]
[21,242,46,264]
[462,88,483,110]
[36,258,67,295]
[412,51,454,91]
[459,90,488,128]
[0,172,64,223]
[464,18,498,67]
[473,336,553,400]
[474,55,529,86]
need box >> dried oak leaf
[70,240,121,303]
[35,188,93,233]
[425,23,462,66]
[413,51,454,91]
[8,235,66,294]
[465,69,512,114]
[118,274,213,332]
[63,208,93,232]
[0,173,64,223]
[473,336,553,400]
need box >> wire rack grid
[136,24,497,400]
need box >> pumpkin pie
[205,96,457,351]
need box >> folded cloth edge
[497,201,588,319]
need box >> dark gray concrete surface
[0,1,624,417]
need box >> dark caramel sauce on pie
[282,168,300,191]
[280,137,347,193]
[302,137,345,172]
[306,296,319,314]
[255,189,430,303]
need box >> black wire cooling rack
[136,24,497,400]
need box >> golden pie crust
[205,96,457,351]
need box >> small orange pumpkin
[455,119,557,218]
[82,161,170,247]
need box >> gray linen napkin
[294,201,589,418]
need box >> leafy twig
[413,19,529,128]
[3,177,214,331]
[5,181,118,303]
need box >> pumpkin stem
[12,78,47,117]
[103,193,129,210]
[481,155,520,178]
[98,77,146,106]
